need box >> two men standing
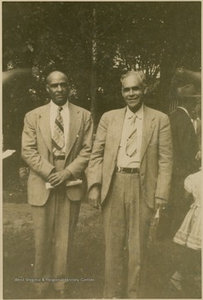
[22,69,173,298]
[21,70,93,297]
[87,70,173,298]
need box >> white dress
[173,171,201,250]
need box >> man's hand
[87,185,101,210]
[47,169,72,187]
[155,197,167,211]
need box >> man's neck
[128,102,143,114]
[51,100,68,108]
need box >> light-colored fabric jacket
[87,105,173,209]
[22,102,93,206]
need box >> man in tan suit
[87,70,173,298]
[21,70,93,298]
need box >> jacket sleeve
[155,114,173,201]
[66,112,94,179]
[87,112,109,189]
[21,113,55,179]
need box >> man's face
[46,71,68,106]
[122,74,145,112]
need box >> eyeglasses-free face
[121,74,145,112]
[46,71,69,106]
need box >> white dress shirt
[117,105,143,168]
[50,100,69,153]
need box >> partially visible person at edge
[21,70,93,298]
[170,168,201,295]
[87,70,173,298]
[173,67,201,156]
[169,84,200,235]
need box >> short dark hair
[44,66,68,81]
[45,70,68,84]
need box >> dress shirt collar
[50,100,69,111]
[126,104,143,120]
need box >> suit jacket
[21,102,93,206]
[87,105,173,209]
[169,108,199,178]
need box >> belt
[116,167,140,174]
[53,155,65,160]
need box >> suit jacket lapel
[111,107,126,159]
[39,104,52,153]
[65,103,81,160]
[140,105,155,163]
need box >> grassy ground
[3,191,201,299]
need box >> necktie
[52,106,65,155]
[125,115,137,157]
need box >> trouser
[102,172,153,298]
[31,160,80,292]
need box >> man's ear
[46,84,49,93]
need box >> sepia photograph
[2,1,201,299]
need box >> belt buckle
[117,166,121,172]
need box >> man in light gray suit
[22,70,93,298]
[87,70,173,298]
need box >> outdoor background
[2,2,201,299]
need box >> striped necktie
[125,115,137,157]
[52,106,65,155]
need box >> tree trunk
[159,53,175,114]
[91,8,98,134]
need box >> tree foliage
[3,2,201,149]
